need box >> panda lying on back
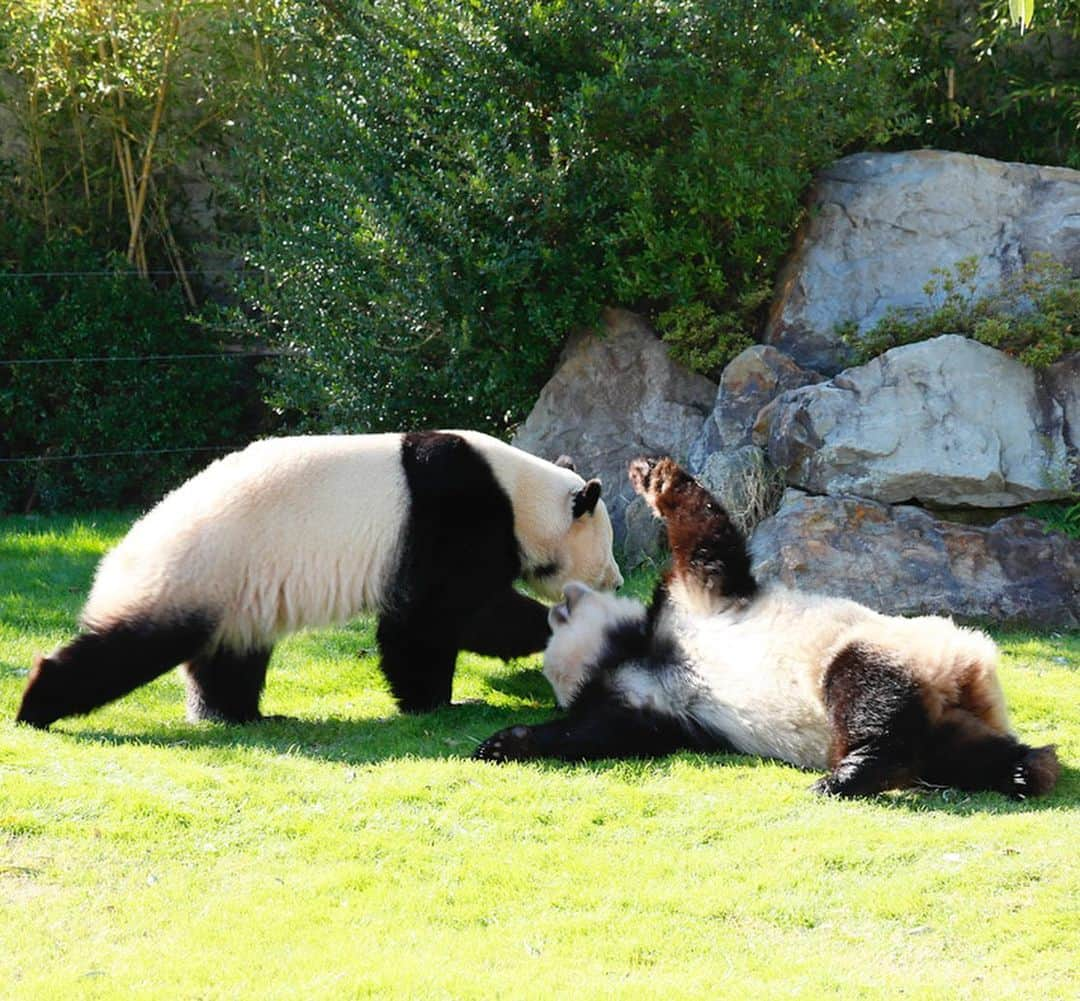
[17,431,622,729]
[475,457,1060,799]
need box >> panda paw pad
[629,456,687,516]
[473,725,536,763]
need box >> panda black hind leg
[183,645,273,723]
[920,712,1060,799]
[16,614,214,729]
[815,642,931,797]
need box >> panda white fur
[17,431,622,729]
[475,457,1060,800]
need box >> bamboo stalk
[127,8,181,267]
[27,89,51,236]
[153,184,197,307]
[72,106,92,220]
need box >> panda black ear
[572,479,602,518]
[554,455,577,472]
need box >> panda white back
[588,585,876,771]
[83,435,407,649]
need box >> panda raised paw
[628,455,689,518]
[473,725,538,763]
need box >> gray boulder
[1042,353,1080,461]
[687,345,822,472]
[513,308,716,542]
[763,150,1080,372]
[621,496,668,570]
[751,490,1080,627]
[698,445,785,538]
[767,335,1078,507]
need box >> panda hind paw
[473,725,537,763]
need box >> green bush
[0,226,251,512]
[236,0,904,433]
[843,254,1080,367]
[862,0,1080,169]
[1027,499,1080,539]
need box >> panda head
[516,464,623,602]
[543,581,646,708]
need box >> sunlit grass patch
[0,513,1076,1000]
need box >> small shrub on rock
[844,254,1080,368]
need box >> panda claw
[628,457,660,496]
[473,725,536,763]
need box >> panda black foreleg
[376,614,458,713]
[458,588,551,660]
[183,645,273,723]
[629,456,757,602]
[473,702,700,763]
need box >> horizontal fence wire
[0,445,244,464]
[1,270,275,466]
[1,351,278,366]
[0,268,258,279]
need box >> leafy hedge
[0,227,251,512]
[237,0,904,434]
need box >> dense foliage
[0,0,290,285]
[2,0,1078,485]
[872,0,1080,170]
[0,226,249,512]
[237,0,904,433]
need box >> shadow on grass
[42,704,1076,816]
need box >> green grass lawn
[1,514,1077,1000]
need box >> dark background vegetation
[1,0,1077,513]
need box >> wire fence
[2,267,277,466]
[0,445,247,465]
[1,350,279,367]
[0,267,258,280]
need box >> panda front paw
[473,725,538,763]
[810,775,838,796]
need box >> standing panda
[17,431,623,729]
[475,457,1060,800]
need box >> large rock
[767,335,1078,507]
[764,150,1080,372]
[698,445,785,537]
[687,345,822,472]
[513,308,716,541]
[1042,353,1080,463]
[621,496,668,570]
[0,73,28,166]
[751,491,1080,627]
